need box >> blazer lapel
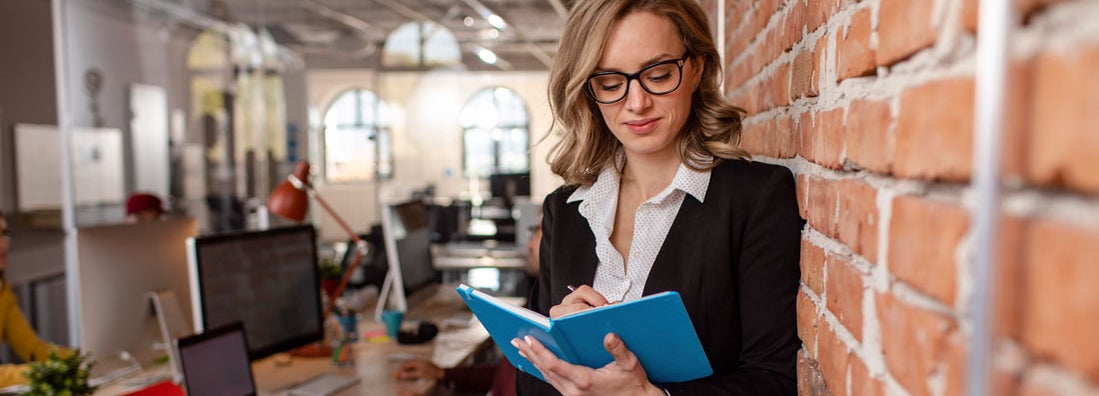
[643,194,706,296]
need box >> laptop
[176,322,257,396]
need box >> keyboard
[287,373,360,396]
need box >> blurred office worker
[0,210,71,387]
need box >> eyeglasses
[586,53,690,104]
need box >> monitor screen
[390,201,438,294]
[187,225,323,360]
[75,217,198,367]
[177,322,256,396]
[489,172,531,200]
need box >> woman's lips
[625,118,659,134]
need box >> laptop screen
[177,323,256,396]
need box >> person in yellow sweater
[0,210,69,387]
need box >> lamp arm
[290,174,367,318]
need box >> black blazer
[517,159,804,395]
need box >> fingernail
[524,336,533,346]
[518,349,528,359]
[511,339,521,348]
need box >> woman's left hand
[513,332,664,396]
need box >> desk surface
[98,284,491,396]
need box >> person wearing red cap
[125,193,165,222]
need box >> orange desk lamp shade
[268,162,311,222]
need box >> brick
[798,348,834,396]
[808,0,840,33]
[740,116,796,158]
[826,254,864,341]
[878,0,937,66]
[837,8,876,81]
[1028,47,1099,194]
[895,78,975,182]
[962,0,978,32]
[797,174,809,220]
[740,120,767,156]
[729,60,753,92]
[817,322,850,396]
[836,179,879,261]
[1022,219,1099,383]
[801,238,826,295]
[944,330,969,396]
[798,289,820,355]
[810,34,823,96]
[850,354,885,396]
[757,73,776,112]
[765,27,785,69]
[1002,59,1033,179]
[888,196,968,305]
[774,115,797,158]
[784,0,808,51]
[876,292,956,396]
[994,215,1026,339]
[772,62,790,108]
[728,25,751,67]
[845,99,893,173]
[791,49,813,100]
[799,108,845,169]
[799,174,839,238]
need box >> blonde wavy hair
[544,0,748,186]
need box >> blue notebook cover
[456,284,712,384]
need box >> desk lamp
[268,161,367,324]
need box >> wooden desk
[97,285,491,395]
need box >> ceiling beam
[297,0,388,39]
[461,0,553,68]
[372,0,433,23]
[546,0,569,19]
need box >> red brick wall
[710,0,1099,394]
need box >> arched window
[459,87,530,178]
[382,21,461,68]
[322,89,392,182]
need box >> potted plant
[319,257,343,298]
[25,348,97,396]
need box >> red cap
[126,193,164,215]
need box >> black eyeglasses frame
[585,53,691,104]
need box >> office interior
[5,0,1099,395]
[0,0,558,375]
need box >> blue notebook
[456,284,712,384]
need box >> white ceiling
[218,0,569,70]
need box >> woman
[513,0,802,395]
[0,210,69,387]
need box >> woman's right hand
[549,285,609,318]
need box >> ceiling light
[463,16,475,27]
[487,28,499,39]
[486,14,506,30]
[477,47,498,65]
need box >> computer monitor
[338,225,388,290]
[375,200,440,316]
[176,322,256,396]
[186,225,323,360]
[489,172,531,201]
[74,217,198,367]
